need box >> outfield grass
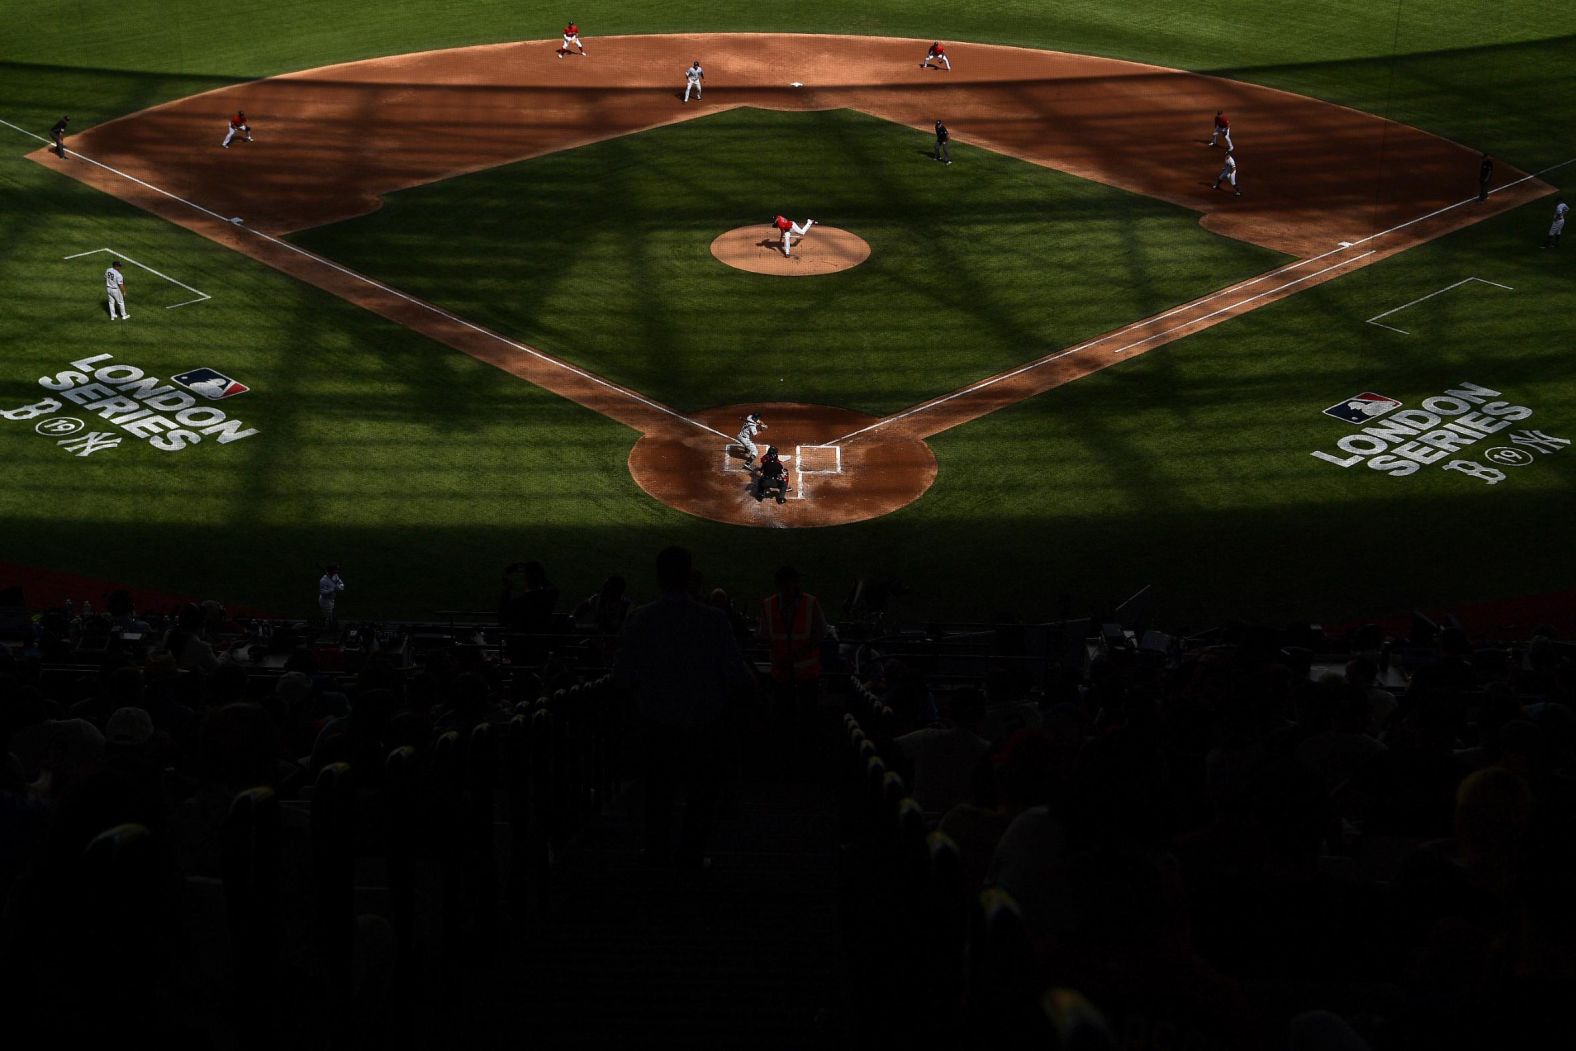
[294,107,1284,417]
[2,2,1574,622]
[913,199,1576,623]
[0,147,645,616]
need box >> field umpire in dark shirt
[933,120,952,164]
[1478,152,1493,202]
[50,116,68,158]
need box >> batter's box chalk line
[63,247,212,309]
[795,444,843,475]
[1366,276,1513,335]
[717,447,809,500]
[721,446,754,472]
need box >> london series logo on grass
[1323,392,1401,423]
[173,368,249,400]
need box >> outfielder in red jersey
[1207,110,1232,150]
[772,215,816,258]
[920,41,951,70]
[221,111,253,149]
[558,22,587,58]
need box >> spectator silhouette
[760,565,827,777]
[162,603,219,672]
[983,666,1042,744]
[896,689,992,815]
[572,575,635,636]
[614,546,754,869]
[170,703,286,878]
[708,587,753,651]
[500,560,560,663]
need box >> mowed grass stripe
[294,107,1286,417]
[2,4,1573,623]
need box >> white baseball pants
[685,78,702,101]
[781,219,814,256]
[107,286,127,319]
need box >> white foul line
[7,115,1569,449]
[829,155,1576,447]
[63,247,212,308]
[1109,252,1375,352]
[1365,276,1514,335]
[831,251,1374,445]
[1,116,730,442]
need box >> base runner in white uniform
[104,261,128,320]
[1213,152,1240,196]
[683,60,704,102]
[1544,197,1568,248]
[735,412,768,466]
[772,215,815,257]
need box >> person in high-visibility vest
[762,566,826,682]
[760,566,828,777]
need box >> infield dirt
[33,33,1553,527]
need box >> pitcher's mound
[710,226,871,276]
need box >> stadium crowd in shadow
[2,546,1573,1048]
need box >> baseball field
[1,1,1572,626]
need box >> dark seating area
[3,576,1575,1049]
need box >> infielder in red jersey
[772,215,816,257]
[920,41,951,70]
[1207,110,1232,150]
[221,111,253,149]
[558,21,587,57]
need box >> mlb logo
[1323,392,1400,423]
[174,368,249,400]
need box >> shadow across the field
[1203,32,1576,173]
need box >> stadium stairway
[455,774,848,1048]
